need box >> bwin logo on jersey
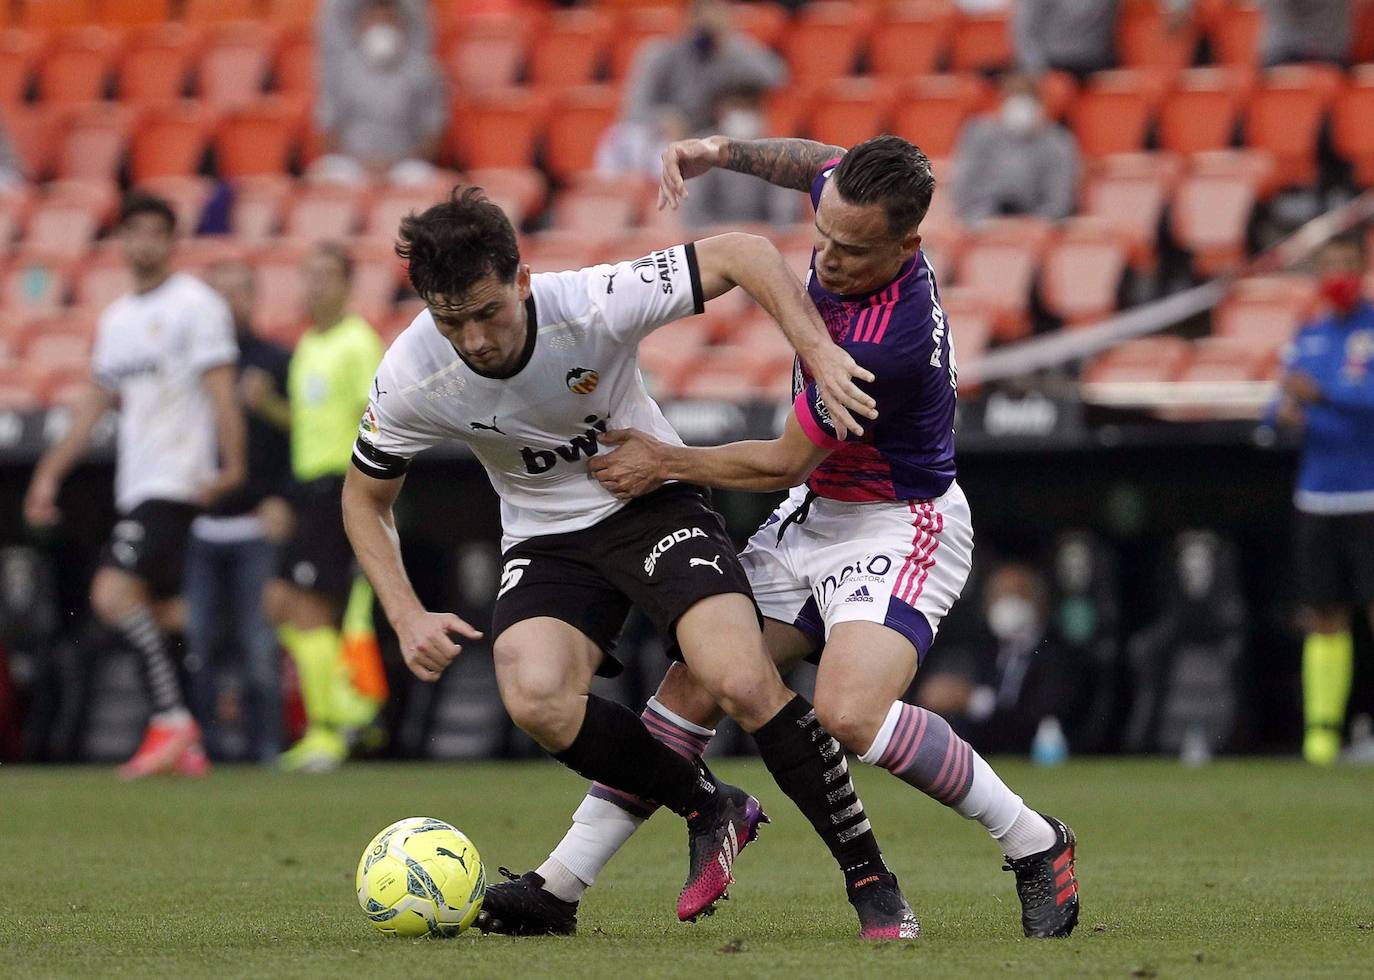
[566,367,599,394]
[644,527,708,575]
[520,415,610,474]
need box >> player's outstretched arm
[694,232,876,436]
[23,382,116,527]
[658,135,844,210]
[342,466,482,682]
[589,413,831,497]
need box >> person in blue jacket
[1273,232,1374,765]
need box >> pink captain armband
[793,390,845,450]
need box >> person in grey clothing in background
[0,117,26,191]
[952,74,1080,224]
[310,0,447,185]
[1014,0,1122,78]
[597,0,785,177]
[1260,0,1352,67]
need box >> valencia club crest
[566,367,599,394]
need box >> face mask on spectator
[718,108,764,141]
[1319,273,1363,313]
[361,22,403,67]
[988,595,1038,641]
[692,29,717,59]
[1001,94,1042,136]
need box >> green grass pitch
[2,759,1371,978]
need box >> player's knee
[814,689,884,756]
[89,571,141,625]
[495,643,582,750]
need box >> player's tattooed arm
[722,138,846,193]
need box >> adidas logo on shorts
[845,586,875,603]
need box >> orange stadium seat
[545,85,618,181]
[94,0,172,27]
[731,2,789,48]
[1176,336,1272,382]
[251,243,308,337]
[608,6,683,81]
[364,183,451,241]
[348,238,404,326]
[808,77,897,149]
[782,2,874,85]
[273,28,313,98]
[118,24,200,105]
[17,0,91,30]
[552,173,645,234]
[282,183,361,243]
[948,10,1012,73]
[136,175,213,235]
[1159,67,1249,156]
[22,193,107,261]
[1245,66,1343,195]
[1206,1,1262,67]
[1084,336,1191,384]
[1170,149,1269,276]
[917,223,966,285]
[0,103,60,179]
[520,230,606,274]
[935,285,993,365]
[3,257,71,317]
[463,166,548,226]
[1212,275,1318,352]
[441,13,527,93]
[51,103,134,181]
[1081,152,1180,268]
[228,173,291,243]
[1356,0,1374,62]
[1037,70,1079,122]
[215,97,301,178]
[130,101,214,182]
[870,0,956,80]
[1117,0,1197,73]
[1070,70,1157,158]
[676,352,772,403]
[956,217,1053,340]
[527,8,612,90]
[198,23,274,110]
[636,317,709,394]
[891,73,989,159]
[450,88,548,170]
[74,256,134,311]
[0,190,31,249]
[1332,67,1374,187]
[169,234,245,275]
[1039,218,1128,326]
[182,0,260,24]
[38,27,120,106]
[0,29,45,105]
[265,0,316,27]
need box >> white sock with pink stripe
[539,698,717,902]
[859,701,1054,860]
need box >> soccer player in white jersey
[480,136,1080,941]
[24,193,245,779]
[345,188,903,926]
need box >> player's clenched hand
[22,474,61,528]
[394,609,483,682]
[804,342,878,439]
[658,136,729,211]
[589,429,669,499]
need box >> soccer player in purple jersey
[478,136,1080,941]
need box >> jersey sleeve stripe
[683,241,705,315]
[351,437,409,479]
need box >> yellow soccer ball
[355,817,485,938]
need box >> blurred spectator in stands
[680,86,800,227]
[311,0,447,185]
[597,0,785,177]
[182,261,293,764]
[1123,531,1245,757]
[0,118,25,190]
[1050,530,1122,752]
[952,73,1079,224]
[1015,0,1122,78]
[1271,232,1374,764]
[1261,0,1352,67]
[917,562,1091,754]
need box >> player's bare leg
[91,567,204,779]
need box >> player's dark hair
[118,192,176,234]
[313,241,354,283]
[831,135,935,236]
[396,187,520,306]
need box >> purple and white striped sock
[585,697,714,818]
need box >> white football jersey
[91,272,238,512]
[354,244,705,550]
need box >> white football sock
[542,796,645,901]
[957,753,1054,859]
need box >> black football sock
[553,695,717,820]
[752,695,890,893]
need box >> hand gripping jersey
[353,245,705,550]
[792,160,959,503]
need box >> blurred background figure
[265,243,385,773]
[1015,0,1123,78]
[597,0,786,177]
[917,561,1091,755]
[1124,531,1246,759]
[0,117,25,191]
[21,194,244,779]
[311,0,447,185]
[680,85,800,227]
[1050,530,1123,752]
[184,261,293,765]
[952,73,1079,224]
[1261,0,1353,68]
[1272,232,1374,765]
